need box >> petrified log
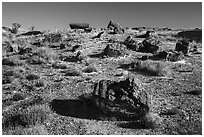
[103,43,128,57]
[136,31,152,38]
[69,23,90,29]
[139,38,160,54]
[92,76,149,120]
[175,39,189,55]
[124,36,140,51]
[107,20,125,34]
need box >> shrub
[129,60,172,77]
[26,73,40,81]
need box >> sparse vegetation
[2,22,201,135]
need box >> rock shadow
[117,121,151,129]
[50,98,101,120]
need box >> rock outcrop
[92,76,149,120]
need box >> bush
[3,104,48,131]
[129,60,172,77]
[26,73,40,81]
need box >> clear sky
[2,2,202,30]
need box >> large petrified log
[69,23,90,29]
[92,76,149,120]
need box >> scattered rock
[52,62,67,69]
[26,55,45,65]
[159,106,180,116]
[46,33,62,43]
[129,60,172,77]
[175,39,189,55]
[91,76,149,120]
[147,50,184,62]
[2,57,22,66]
[63,68,82,76]
[84,27,92,33]
[35,79,45,87]
[2,76,13,84]
[166,51,184,62]
[18,31,43,36]
[184,89,202,95]
[107,20,124,34]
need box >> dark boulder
[103,43,128,57]
[69,23,90,29]
[139,38,160,54]
[175,39,189,55]
[92,76,149,120]
[124,36,140,51]
[107,20,125,34]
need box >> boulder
[124,36,140,51]
[175,39,189,55]
[103,43,128,57]
[69,23,90,29]
[92,76,149,120]
[139,38,160,54]
[107,20,125,34]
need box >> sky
[2,2,202,30]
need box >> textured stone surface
[92,76,149,120]
[103,43,128,57]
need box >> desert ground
[2,22,202,135]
